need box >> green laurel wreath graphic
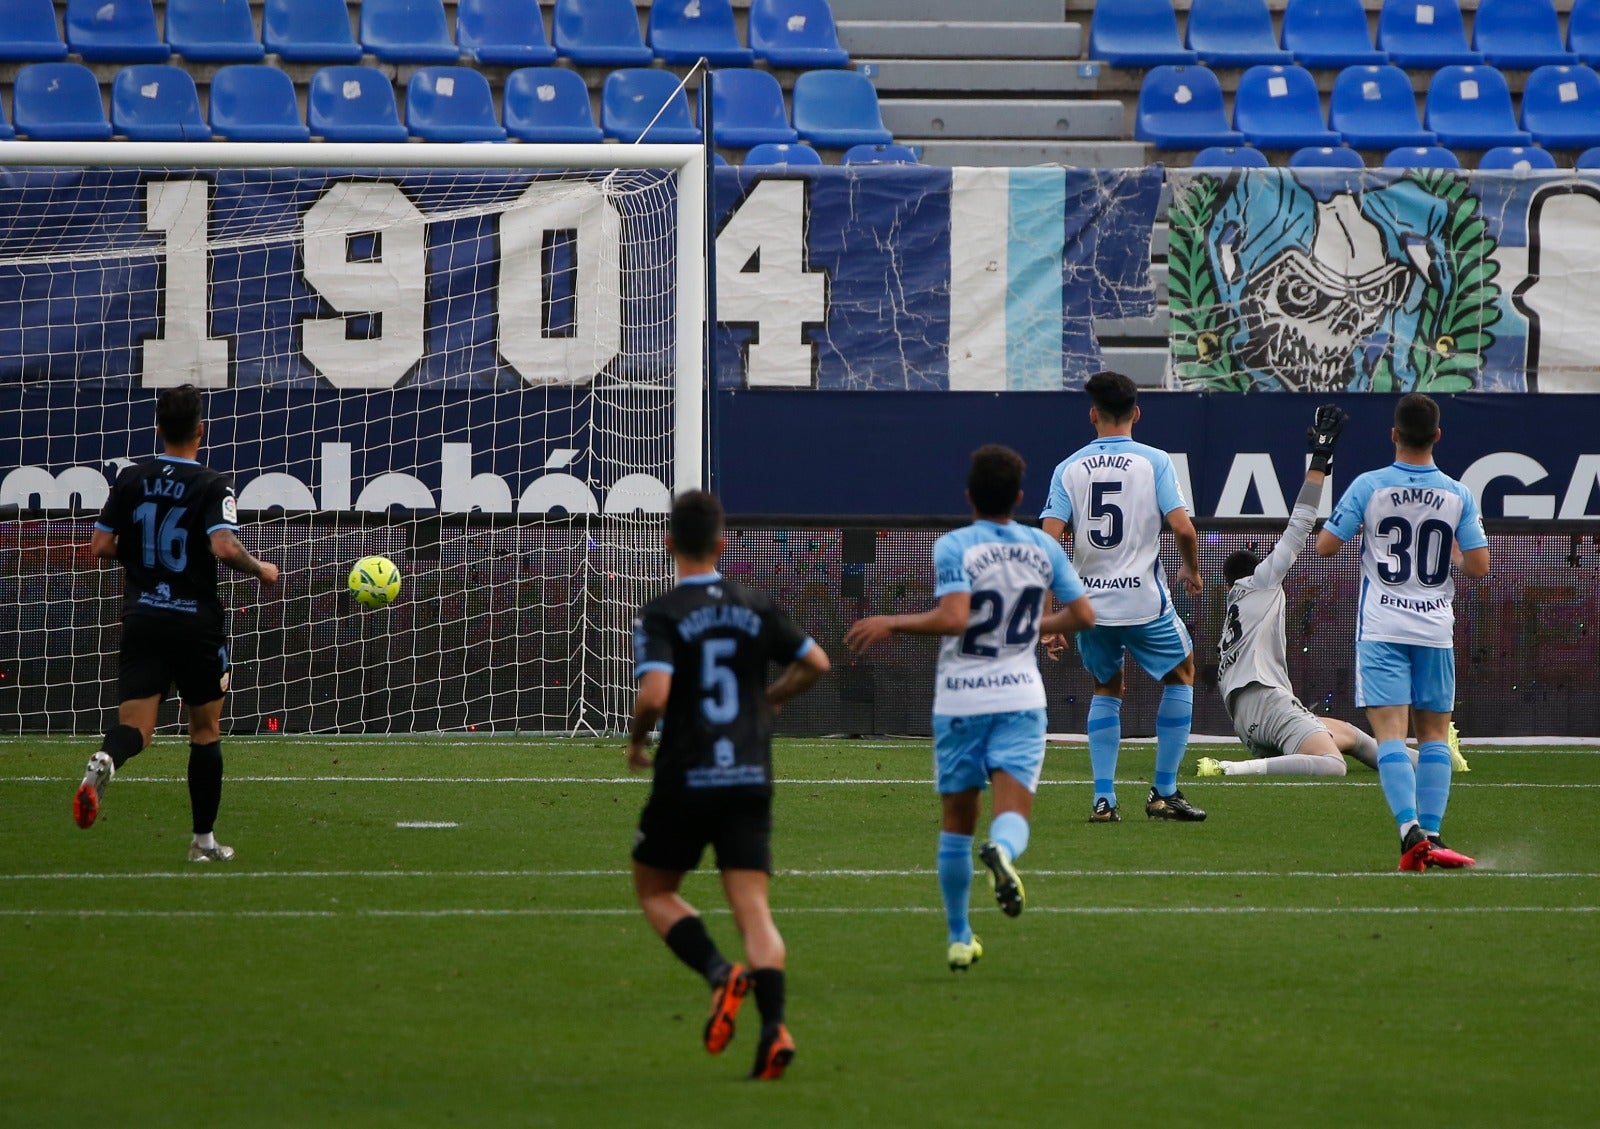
[1398,169,1502,393]
[1167,175,1245,390]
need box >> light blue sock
[1154,684,1194,796]
[1376,739,1419,832]
[988,811,1030,862]
[1416,741,1453,834]
[1087,695,1122,806]
[937,831,974,944]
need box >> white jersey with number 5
[932,520,1087,717]
[1324,461,1487,647]
[1040,436,1187,626]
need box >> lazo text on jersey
[675,605,762,640]
[142,477,187,499]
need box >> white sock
[1225,755,1345,777]
[1222,759,1267,776]
[193,831,216,849]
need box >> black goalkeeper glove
[1306,403,1347,474]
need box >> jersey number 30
[1375,516,1452,586]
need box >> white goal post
[0,141,707,735]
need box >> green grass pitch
[3,736,1595,1128]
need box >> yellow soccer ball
[349,555,402,608]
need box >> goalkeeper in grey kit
[1199,405,1382,778]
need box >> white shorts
[1226,684,1328,759]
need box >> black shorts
[632,788,773,874]
[118,617,230,708]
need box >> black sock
[750,968,786,1029]
[663,916,731,987]
[101,724,144,770]
[187,741,223,835]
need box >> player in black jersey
[73,385,279,861]
[628,490,829,1081]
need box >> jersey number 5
[1088,482,1124,549]
[700,639,740,723]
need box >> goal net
[0,142,706,735]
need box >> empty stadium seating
[1521,63,1600,149]
[0,0,69,61]
[1192,145,1271,167]
[1425,65,1531,148]
[407,67,507,142]
[792,69,893,147]
[841,142,920,164]
[553,0,654,66]
[1289,145,1367,168]
[64,0,167,62]
[455,0,558,66]
[1570,0,1600,66]
[745,142,823,166]
[748,0,850,68]
[164,0,262,62]
[1281,0,1386,68]
[648,0,753,65]
[111,63,210,140]
[262,0,362,63]
[1330,64,1438,148]
[710,68,798,148]
[1384,145,1463,168]
[1577,145,1600,167]
[1472,0,1576,69]
[360,0,458,64]
[208,65,311,141]
[1089,0,1196,68]
[601,67,701,143]
[1233,64,1340,149]
[1135,65,1244,150]
[1185,0,1291,67]
[502,66,605,142]
[12,61,112,139]
[308,66,409,143]
[1479,144,1559,169]
[1377,0,1481,68]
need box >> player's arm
[1454,487,1491,579]
[767,641,831,713]
[1253,406,1347,587]
[626,669,671,771]
[1167,506,1202,596]
[209,529,280,585]
[1038,535,1095,636]
[90,528,117,560]
[845,592,971,652]
[91,471,129,560]
[1040,594,1094,636]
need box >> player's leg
[977,708,1045,917]
[721,868,793,1080]
[76,620,166,828]
[1324,717,1380,771]
[1078,626,1126,821]
[1411,648,1473,867]
[175,636,233,861]
[1359,642,1429,868]
[1125,612,1203,819]
[933,714,986,968]
[1204,689,1347,777]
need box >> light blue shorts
[1355,641,1456,713]
[1075,610,1194,685]
[932,708,1048,795]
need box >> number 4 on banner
[716,179,827,388]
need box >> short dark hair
[670,490,724,559]
[1223,549,1261,586]
[968,444,1026,518]
[1394,392,1440,450]
[1085,371,1138,422]
[156,384,204,445]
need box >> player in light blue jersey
[1040,372,1206,824]
[847,446,1095,971]
[1316,393,1488,871]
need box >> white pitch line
[0,905,1594,920]
[4,775,1597,790]
[3,868,1597,881]
[395,821,458,829]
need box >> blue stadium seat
[1425,65,1531,148]
[1330,65,1437,148]
[361,0,458,64]
[745,142,823,166]
[0,0,68,61]
[208,65,311,141]
[111,63,212,140]
[1570,0,1600,67]
[1576,145,1600,168]
[1234,65,1340,148]
[262,0,362,63]
[308,66,410,142]
[1185,0,1292,66]
[1289,144,1367,167]
[1473,0,1575,69]
[842,142,920,164]
[791,69,893,147]
[552,0,653,66]
[1281,0,1386,68]
[1521,64,1600,149]
[601,68,701,143]
[1134,65,1244,149]
[503,67,604,142]
[1192,145,1270,167]
[64,0,168,62]
[748,0,849,68]
[456,0,557,66]
[1376,0,1480,67]
[0,100,11,139]
[1383,146,1462,168]
[649,0,753,65]
[1479,144,1558,169]
[710,69,796,147]
[12,62,112,139]
[407,67,506,142]
[1088,0,1196,67]
[166,0,263,62]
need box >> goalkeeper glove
[1306,403,1348,474]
